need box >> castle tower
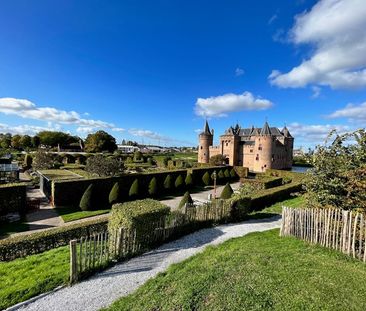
[281,126,294,169]
[198,120,213,163]
[253,121,273,172]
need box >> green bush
[163,174,172,191]
[80,184,94,211]
[109,182,121,205]
[202,171,211,186]
[230,168,237,179]
[108,199,170,253]
[224,169,230,179]
[175,175,184,190]
[0,184,27,216]
[218,170,225,182]
[234,166,248,178]
[0,216,108,261]
[148,177,158,197]
[129,179,139,198]
[220,183,233,199]
[185,173,193,188]
[178,191,193,210]
[23,154,33,169]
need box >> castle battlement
[198,121,294,172]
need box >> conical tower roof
[201,120,212,135]
[281,126,292,138]
[260,121,272,135]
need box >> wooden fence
[70,199,231,283]
[281,207,366,262]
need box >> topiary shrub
[230,168,237,179]
[218,170,225,183]
[178,191,193,210]
[220,182,234,199]
[109,182,121,205]
[80,184,94,211]
[175,175,184,191]
[185,173,193,188]
[202,171,211,186]
[23,154,33,169]
[224,169,230,179]
[148,177,158,197]
[129,179,139,198]
[164,174,172,191]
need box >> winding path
[15,217,281,311]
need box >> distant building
[293,149,305,157]
[198,120,294,172]
[117,145,140,153]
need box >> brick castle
[198,121,294,172]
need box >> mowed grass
[0,246,69,309]
[105,229,366,311]
[55,206,110,222]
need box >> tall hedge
[163,174,172,191]
[109,182,120,205]
[148,177,158,197]
[202,171,211,186]
[80,184,94,211]
[0,184,27,216]
[221,182,234,199]
[185,173,193,188]
[129,179,139,198]
[175,175,184,190]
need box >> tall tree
[11,135,22,149]
[84,130,117,153]
[20,135,32,149]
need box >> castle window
[226,143,228,146]
[250,149,253,153]
[200,146,203,149]
[256,154,259,161]
[258,144,262,151]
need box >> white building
[117,145,140,153]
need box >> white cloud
[328,101,366,122]
[311,86,321,99]
[0,97,114,128]
[268,14,278,25]
[235,68,245,76]
[0,123,61,135]
[269,0,366,89]
[128,129,168,142]
[194,91,273,117]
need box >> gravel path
[16,217,281,311]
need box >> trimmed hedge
[178,191,193,210]
[0,183,27,216]
[108,199,170,253]
[80,184,94,211]
[220,183,233,199]
[0,216,108,261]
[241,176,283,190]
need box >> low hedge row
[52,166,237,208]
[240,176,283,190]
[0,183,27,216]
[0,216,108,261]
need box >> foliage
[105,229,366,311]
[129,179,139,198]
[185,173,193,188]
[0,184,27,216]
[80,184,94,211]
[84,130,117,153]
[163,174,172,190]
[31,135,40,148]
[209,154,226,166]
[224,169,230,179]
[0,133,11,149]
[217,169,225,181]
[0,216,108,261]
[109,182,121,205]
[23,153,33,169]
[230,168,237,179]
[133,150,143,162]
[148,177,158,196]
[234,166,248,178]
[174,175,184,190]
[11,134,22,149]
[32,150,56,170]
[85,154,123,177]
[38,131,79,147]
[220,183,233,199]
[20,135,32,148]
[202,171,211,186]
[305,129,366,210]
[178,191,193,210]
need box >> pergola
[0,163,20,183]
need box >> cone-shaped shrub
[220,182,234,199]
[164,174,172,190]
[80,184,94,211]
[185,173,193,188]
[178,191,193,210]
[202,171,211,186]
[230,168,237,179]
[129,179,139,198]
[148,177,158,197]
[175,175,184,190]
[109,182,120,205]
[218,170,225,182]
[224,169,230,179]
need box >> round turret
[253,121,273,172]
[198,121,213,164]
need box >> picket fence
[281,207,366,262]
[70,200,231,283]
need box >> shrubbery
[129,179,139,198]
[163,174,172,191]
[148,177,158,197]
[175,175,184,190]
[178,191,193,210]
[109,182,120,205]
[220,183,233,199]
[0,184,27,216]
[80,184,94,211]
[202,171,211,186]
[185,173,193,188]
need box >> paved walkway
[160,181,241,209]
[16,216,281,311]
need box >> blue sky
[0,0,365,148]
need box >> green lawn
[55,206,110,222]
[0,246,69,310]
[105,229,366,311]
[38,169,83,180]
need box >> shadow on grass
[0,220,30,239]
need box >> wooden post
[70,240,77,284]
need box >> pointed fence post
[70,239,77,284]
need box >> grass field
[105,228,366,311]
[0,246,69,310]
[55,206,110,222]
[38,169,84,180]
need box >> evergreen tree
[178,191,194,210]
[80,184,94,211]
[148,177,158,196]
[220,182,234,199]
[109,182,120,205]
[202,171,211,186]
[129,179,139,197]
